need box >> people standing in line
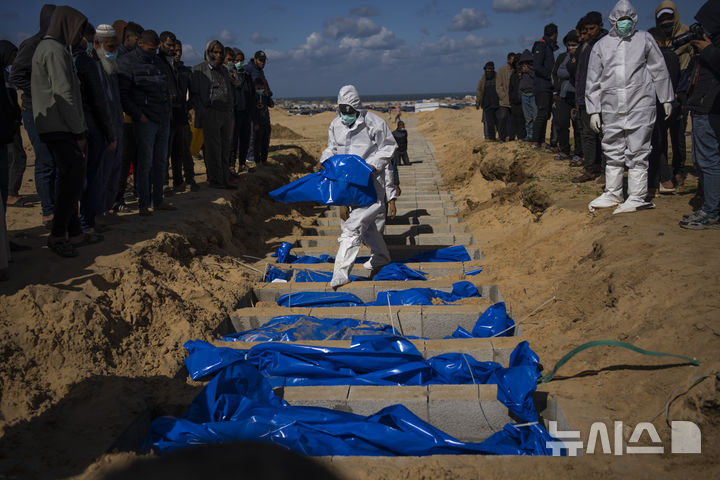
[189,40,236,189]
[518,50,536,141]
[647,27,681,199]
[655,1,694,187]
[112,21,143,212]
[569,11,608,183]
[74,23,116,235]
[231,48,254,174]
[585,0,673,215]
[553,31,583,162]
[10,4,57,227]
[170,38,197,192]
[244,51,273,163]
[508,53,527,141]
[475,62,500,140]
[94,24,125,216]
[118,29,174,216]
[392,120,410,167]
[1,40,30,211]
[531,23,559,149]
[678,0,720,229]
[496,53,515,142]
[248,76,271,165]
[32,6,96,257]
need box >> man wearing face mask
[585,0,674,215]
[656,1,693,187]
[189,40,235,189]
[230,49,253,174]
[679,0,720,229]
[118,29,173,216]
[31,6,90,257]
[321,85,398,289]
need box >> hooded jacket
[30,6,87,139]
[321,85,398,201]
[117,47,171,125]
[687,0,720,115]
[532,35,558,92]
[9,4,55,110]
[585,0,674,116]
[655,0,693,70]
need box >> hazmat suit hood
[338,85,362,110]
[655,0,688,36]
[45,6,88,47]
[0,40,17,69]
[39,4,56,36]
[695,0,720,40]
[608,0,639,37]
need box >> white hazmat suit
[585,0,674,214]
[320,85,398,288]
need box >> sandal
[568,158,584,167]
[7,197,34,208]
[47,238,78,258]
[71,232,104,247]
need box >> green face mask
[617,19,634,36]
[225,63,234,71]
[235,61,244,70]
[256,89,265,95]
[340,113,357,126]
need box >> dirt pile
[271,124,305,139]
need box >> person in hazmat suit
[320,85,398,289]
[585,0,674,214]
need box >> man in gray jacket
[31,6,97,257]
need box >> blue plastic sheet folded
[269,155,377,207]
[373,263,427,281]
[276,291,364,307]
[464,267,484,276]
[366,281,480,306]
[294,269,366,283]
[406,245,472,263]
[450,302,515,338]
[147,339,554,455]
[265,265,293,282]
[222,315,395,342]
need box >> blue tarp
[277,291,365,307]
[146,355,557,455]
[269,155,377,207]
[366,281,480,306]
[373,263,428,281]
[265,265,293,282]
[450,302,515,338]
[182,337,541,422]
[222,315,395,342]
[406,246,472,263]
[464,267,484,276]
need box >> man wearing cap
[320,85,398,289]
[244,50,273,165]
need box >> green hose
[539,340,701,383]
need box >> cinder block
[423,339,494,362]
[478,385,512,431]
[283,385,350,412]
[396,307,422,337]
[428,385,494,442]
[308,307,366,320]
[490,337,524,366]
[347,386,429,421]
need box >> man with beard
[475,62,500,140]
[94,24,125,215]
[170,38,197,191]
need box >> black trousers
[250,123,271,163]
[556,96,584,156]
[510,104,526,140]
[496,107,510,141]
[170,122,195,185]
[648,107,673,188]
[45,133,85,238]
[231,110,252,169]
[532,90,553,145]
[115,122,136,206]
[483,107,499,140]
[668,108,687,176]
[580,107,604,173]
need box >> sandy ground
[1,106,718,479]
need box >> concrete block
[423,339,494,362]
[396,307,423,337]
[490,337,524,366]
[282,385,350,412]
[308,307,367,320]
[428,385,494,442]
[347,386,429,421]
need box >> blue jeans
[521,93,536,140]
[692,113,720,218]
[22,109,56,216]
[134,120,170,208]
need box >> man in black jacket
[508,53,527,140]
[569,12,608,183]
[679,0,720,229]
[231,49,254,173]
[9,4,56,225]
[118,29,173,216]
[244,51,273,165]
[170,39,197,191]
[532,23,559,148]
[189,40,236,188]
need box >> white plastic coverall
[585,0,674,214]
[320,85,398,288]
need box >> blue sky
[0,0,706,97]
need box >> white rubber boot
[613,165,654,214]
[331,235,361,289]
[589,164,624,211]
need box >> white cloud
[250,32,277,45]
[217,29,237,45]
[449,8,490,31]
[362,27,403,50]
[181,44,202,64]
[323,16,382,40]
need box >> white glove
[590,113,602,134]
[663,102,672,121]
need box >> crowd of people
[0,4,277,276]
[476,0,719,226]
